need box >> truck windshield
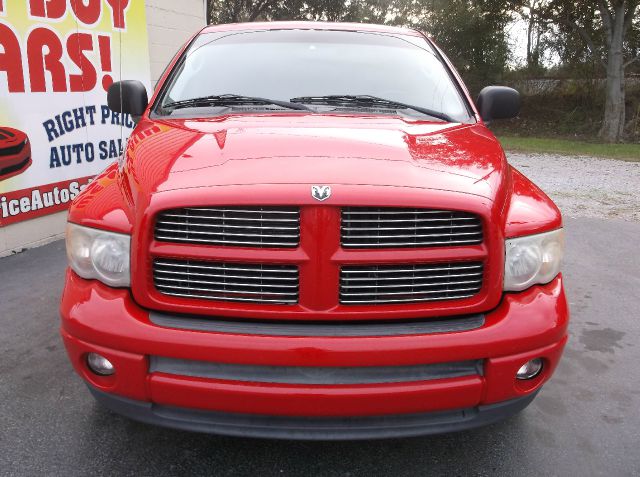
[154,29,471,122]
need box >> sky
[507,16,530,67]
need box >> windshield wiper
[163,94,311,111]
[289,95,454,122]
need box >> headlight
[66,223,131,287]
[504,228,564,292]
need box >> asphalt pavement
[1,217,639,476]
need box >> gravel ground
[507,153,640,222]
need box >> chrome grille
[340,262,483,305]
[341,207,483,248]
[155,207,300,248]
[153,259,299,304]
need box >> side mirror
[476,86,520,122]
[107,80,148,122]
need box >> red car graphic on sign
[0,127,32,181]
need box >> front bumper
[88,385,539,440]
[60,270,569,439]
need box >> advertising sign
[0,0,151,226]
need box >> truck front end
[60,22,568,439]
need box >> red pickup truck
[60,22,568,440]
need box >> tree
[207,0,400,24]
[519,0,546,71]
[403,0,514,93]
[540,0,639,142]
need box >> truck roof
[201,21,424,37]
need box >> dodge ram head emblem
[311,185,331,201]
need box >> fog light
[86,353,115,376]
[516,358,543,380]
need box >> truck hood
[124,114,508,201]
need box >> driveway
[1,153,639,476]
[508,152,640,221]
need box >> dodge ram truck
[60,22,568,440]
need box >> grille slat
[343,209,476,216]
[155,277,299,289]
[342,286,481,297]
[341,207,483,248]
[156,228,300,239]
[158,221,299,231]
[154,259,299,304]
[343,239,482,247]
[342,272,482,281]
[342,264,483,274]
[341,280,483,290]
[343,232,482,239]
[342,224,480,231]
[155,262,298,273]
[154,236,296,246]
[170,208,298,214]
[344,217,479,223]
[155,207,300,248]
[156,284,296,296]
[162,214,299,223]
[340,262,483,305]
[154,269,297,281]
[152,291,296,304]
[340,294,478,305]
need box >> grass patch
[498,136,640,162]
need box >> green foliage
[498,135,640,161]
[405,0,513,94]
[207,0,403,24]
[541,1,607,66]
[491,81,640,141]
